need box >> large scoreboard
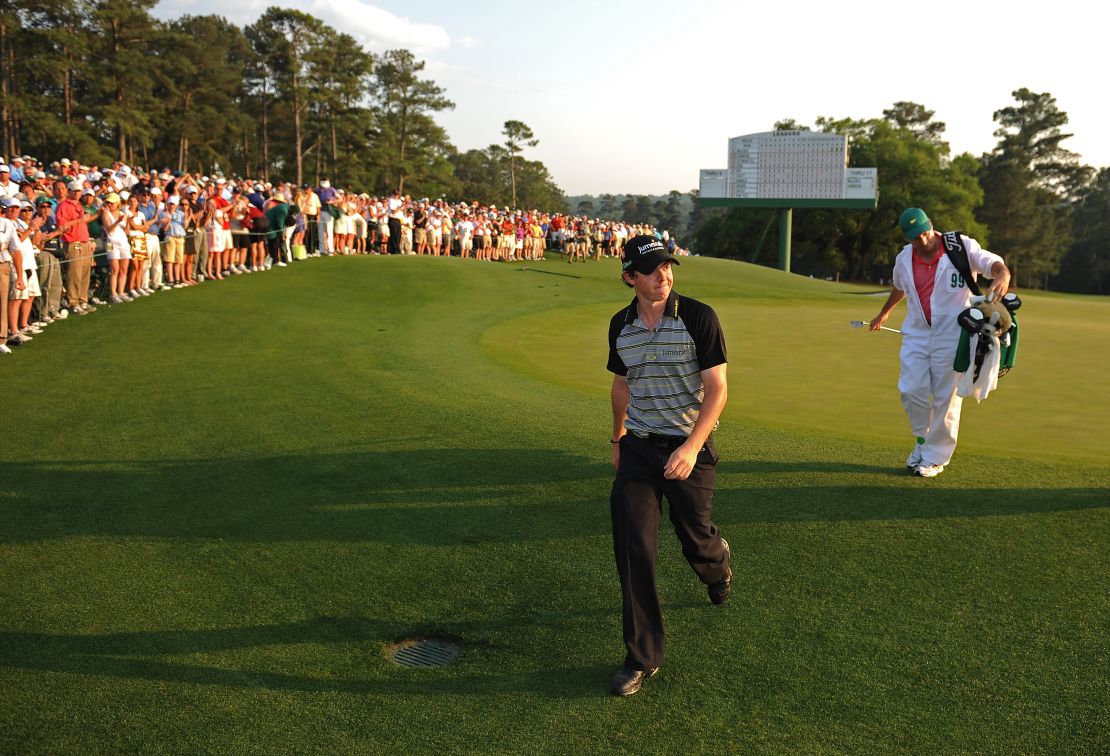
[700,130,876,202]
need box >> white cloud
[153,0,451,54]
[307,0,449,53]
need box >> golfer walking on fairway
[606,235,732,696]
[870,208,1011,478]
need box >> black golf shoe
[609,665,658,696]
[709,538,732,605]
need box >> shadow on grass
[0,448,1105,545]
[0,615,616,699]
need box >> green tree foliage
[977,89,1093,288]
[989,88,1093,199]
[90,0,160,163]
[882,101,947,150]
[5,0,101,159]
[501,120,537,208]
[4,4,569,209]
[450,145,506,206]
[156,15,253,174]
[1055,167,1110,294]
[245,8,326,185]
[512,157,566,212]
[368,49,454,193]
[303,28,374,187]
[449,141,564,211]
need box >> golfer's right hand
[869,313,888,332]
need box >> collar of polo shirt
[623,290,679,326]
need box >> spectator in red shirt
[53,179,97,314]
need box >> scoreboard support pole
[778,208,792,273]
[696,197,878,274]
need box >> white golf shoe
[914,463,945,478]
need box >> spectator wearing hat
[316,178,338,256]
[376,202,391,255]
[31,199,66,322]
[139,189,165,290]
[263,193,290,267]
[100,193,131,302]
[247,195,270,270]
[123,193,153,297]
[228,192,251,274]
[201,196,228,281]
[181,185,205,281]
[0,198,22,351]
[53,179,97,314]
[3,200,28,343]
[12,201,43,338]
[353,196,368,254]
[163,196,187,287]
[400,206,414,255]
[0,164,18,197]
[281,189,298,261]
[298,184,320,256]
[386,190,403,255]
[413,202,429,255]
[81,190,111,304]
[456,213,474,259]
[204,182,233,275]
[8,157,26,184]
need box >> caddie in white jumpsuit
[870,208,1011,478]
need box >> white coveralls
[890,235,1004,466]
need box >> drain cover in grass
[389,638,460,668]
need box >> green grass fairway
[1,255,1107,753]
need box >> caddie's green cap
[899,207,932,241]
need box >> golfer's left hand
[664,444,699,480]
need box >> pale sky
[153,0,1109,195]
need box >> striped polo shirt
[607,292,727,437]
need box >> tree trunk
[397,103,409,192]
[63,56,74,154]
[0,19,8,158]
[113,18,127,160]
[292,72,303,186]
[178,91,191,170]
[510,154,517,208]
[261,97,269,180]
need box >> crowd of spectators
[0,154,687,357]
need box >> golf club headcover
[1001,292,1022,313]
[958,306,988,335]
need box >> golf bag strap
[940,231,982,296]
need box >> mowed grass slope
[1,255,1106,753]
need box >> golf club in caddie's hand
[850,320,902,334]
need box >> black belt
[630,430,687,449]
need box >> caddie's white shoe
[914,464,945,478]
